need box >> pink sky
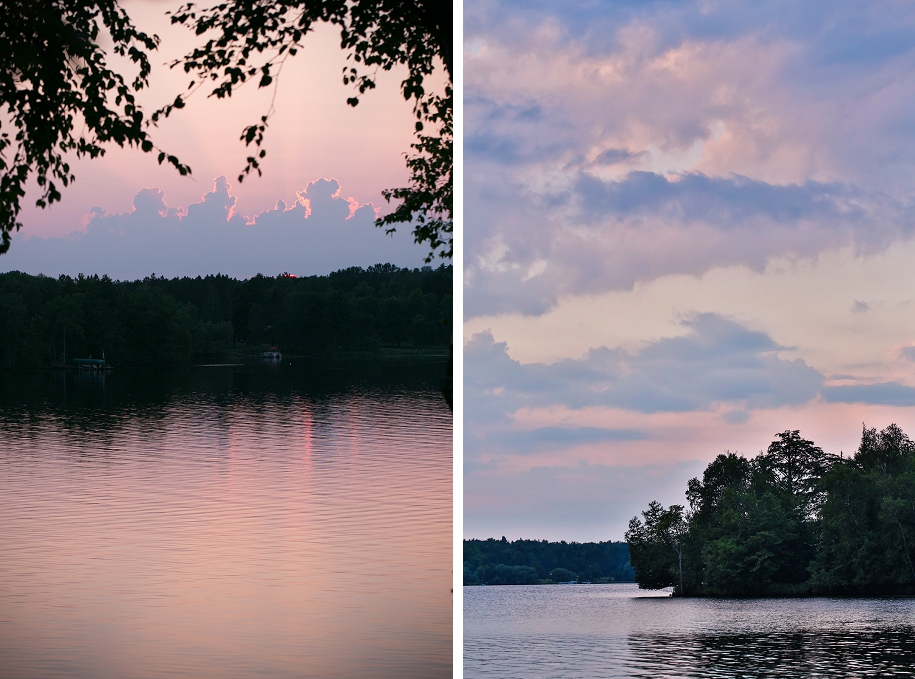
[464,0,915,541]
[16,0,435,241]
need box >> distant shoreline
[0,265,453,370]
[9,348,452,372]
[464,538,635,586]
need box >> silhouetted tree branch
[164,0,453,261]
[0,0,190,254]
[0,1,452,263]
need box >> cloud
[571,172,878,226]
[822,382,915,407]
[465,170,914,317]
[464,0,915,173]
[2,177,425,279]
[465,314,915,483]
[466,313,824,421]
[722,410,751,425]
[463,313,829,512]
[465,0,915,190]
[464,0,915,317]
[468,0,915,67]
[463,0,915,540]
[486,426,649,454]
[593,148,644,166]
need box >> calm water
[464,584,915,678]
[0,359,452,679]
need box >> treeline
[0,264,451,368]
[463,537,634,585]
[627,425,915,597]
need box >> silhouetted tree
[629,426,915,597]
[626,501,688,593]
[763,429,832,515]
[0,264,450,367]
[164,0,451,261]
[1,1,452,261]
[811,424,915,594]
[0,0,189,253]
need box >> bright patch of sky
[464,0,915,541]
[6,0,439,276]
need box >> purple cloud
[465,0,915,317]
[467,171,914,316]
[2,177,425,279]
[465,314,824,424]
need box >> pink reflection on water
[0,390,451,678]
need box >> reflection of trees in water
[626,628,915,677]
[0,360,448,446]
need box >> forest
[0,264,451,368]
[627,425,915,597]
[463,537,634,585]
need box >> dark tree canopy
[0,0,190,254]
[763,430,830,513]
[625,500,688,593]
[163,0,453,261]
[0,264,451,368]
[628,425,915,597]
[0,0,452,261]
[463,537,635,586]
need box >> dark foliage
[627,426,915,597]
[0,264,450,368]
[811,424,915,594]
[165,0,452,261]
[1,1,450,262]
[470,564,539,586]
[626,501,687,592]
[0,0,189,254]
[463,537,635,586]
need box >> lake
[0,358,452,679]
[464,584,915,678]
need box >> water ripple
[0,363,452,679]
[464,584,915,678]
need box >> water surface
[0,359,452,678]
[464,584,915,678]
